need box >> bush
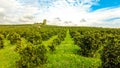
[48,31,67,52]
[27,32,42,45]
[7,32,21,44]
[58,31,66,41]
[0,34,4,49]
[48,44,56,52]
[53,38,61,45]
[101,35,120,68]
[72,32,102,57]
[41,32,49,41]
[79,35,101,57]
[16,44,47,68]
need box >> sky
[0,0,120,27]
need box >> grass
[0,40,19,68]
[46,30,101,68]
[42,35,58,52]
[0,38,30,68]
[42,35,58,46]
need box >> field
[0,24,120,68]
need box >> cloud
[84,7,120,27]
[19,15,34,22]
[0,0,39,24]
[0,7,5,18]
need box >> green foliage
[27,32,42,45]
[69,27,120,67]
[53,38,61,45]
[47,30,101,68]
[15,39,23,53]
[70,30,102,57]
[48,38,61,52]
[0,34,4,49]
[41,32,50,40]
[79,34,102,57]
[40,28,59,41]
[48,44,56,52]
[16,44,47,68]
[7,32,21,45]
[101,35,120,68]
[2,25,120,68]
[48,30,67,52]
[58,31,66,41]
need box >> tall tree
[42,19,47,25]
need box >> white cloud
[83,7,120,27]
[0,0,40,24]
[0,7,5,18]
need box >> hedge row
[69,27,120,68]
[0,34,4,49]
[48,29,67,52]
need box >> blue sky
[91,0,120,11]
[0,0,120,27]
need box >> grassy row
[46,30,101,68]
[0,39,19,68]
